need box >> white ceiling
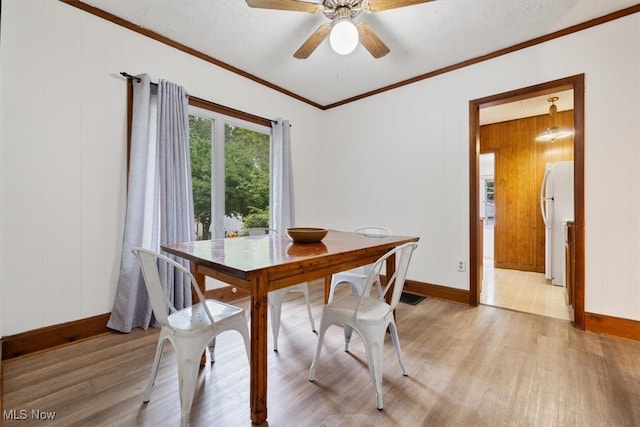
[79,0,636,117]
[480,89,574,126]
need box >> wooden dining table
[161,229,419,425]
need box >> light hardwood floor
[4,281,640,426]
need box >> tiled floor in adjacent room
[480,223,572,321]
[480,261,572,321]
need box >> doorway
[478,102,573,321]
[468,74,585,329]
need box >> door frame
[468,74,585,329]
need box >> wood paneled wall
[480,111,574,272]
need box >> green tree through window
[224,125,269,221]
[189,116,212,239]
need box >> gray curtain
[270,119,295,231]
[107,75,194,333]
[156,79,194,311]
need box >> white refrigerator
[540,161,574,286]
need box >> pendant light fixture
[535,96,574,142]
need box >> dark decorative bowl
[286,227,328,243]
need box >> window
[485,179,494,203]
[189,107,271,240]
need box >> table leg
[250,275,268,424]
[385,253,397,306]
[191,261,206,301]
[324,275,331,304]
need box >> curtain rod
[120,71,144,83]
[119,72,284,128]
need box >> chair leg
[300,284,316,332]
[143,336,167,403]
[268,291,284,351]
[362,327,386,410]
[329,279,358,302]
[207,337,216,364]
[175,343,207,427]
[227,314,251,361]
[388,320,407,376]
[270,284,315,351]
[177,359,198,427]
[309,315,330,381]
[349,280,364,296]
[357,277,382,299]
[373,278,383,299]
[328,279,348,303]
[328,281,337,303]
[344,324,354,352]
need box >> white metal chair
[132,247,251,427]
[309,242,418,410]
[327,226,391,302]
[245,228,316,351]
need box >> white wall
[0,0,324,336]
[1,1,639,336]
[321,14,640,321]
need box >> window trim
[188,96,272,128]
[188,105,271,239]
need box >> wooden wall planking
[480,110,574,272]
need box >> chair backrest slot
[132,247,216,329]
[353,242,418,318]
[353,226,391,238]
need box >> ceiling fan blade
[246,0,321,13]
[356,22,390,58]
[294,23,331,59]
[366,0,435,12]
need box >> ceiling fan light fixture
[535,127,574,143]
[535,96,574,143]
[329,19,359,55]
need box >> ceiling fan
[246,0,435,59]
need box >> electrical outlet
[457,260,465,272]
